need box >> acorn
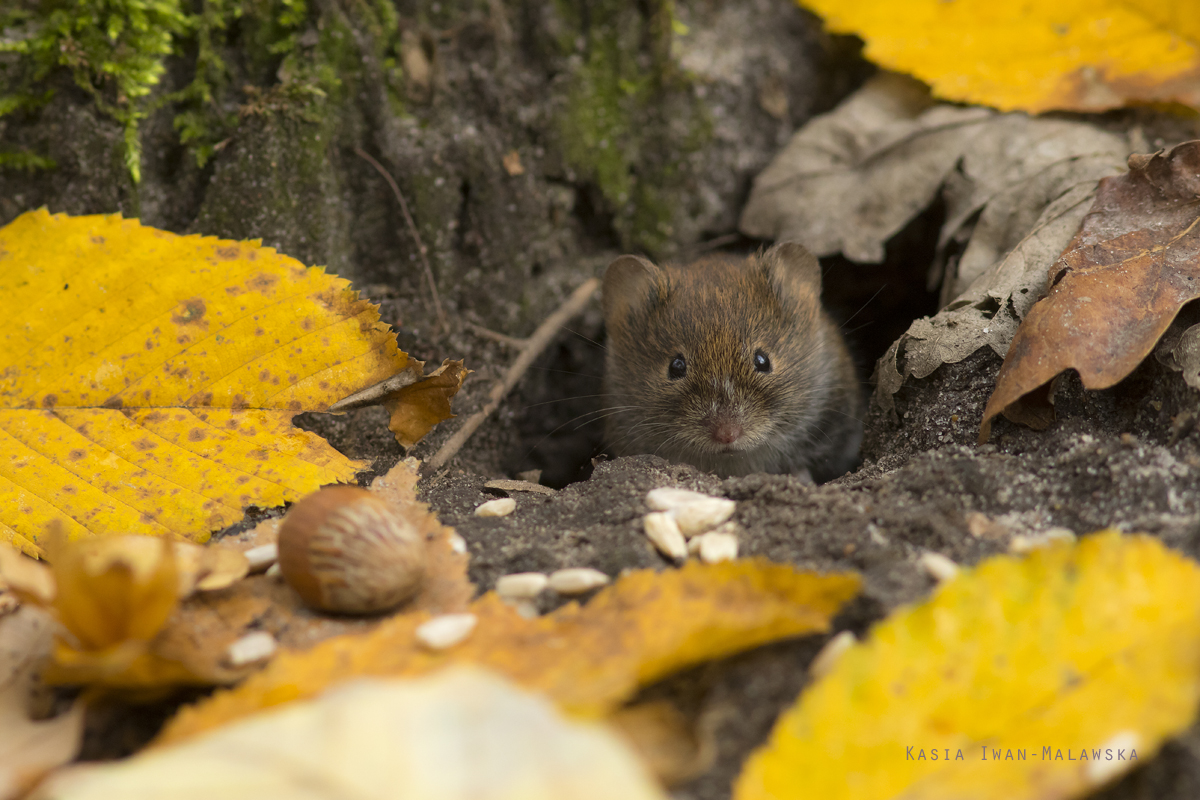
[278,485,426,614]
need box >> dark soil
[9,0,1200,795]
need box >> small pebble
[415,613,477,650]
[244,543,278,574]
[496,572,548,600]
[965,512,1007,540]
[646,487,713,512]
[225,631,277,667]
[548,568,610,595]
[475,498,516,517]
[643,512,688,562]
[697,531,738,564]
[919,551,959,583]
[810,631,856,679]
[1085,731,1140,785]
[448,533,468,555]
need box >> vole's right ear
[602,255,666,321]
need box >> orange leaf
[156,560,860,746]
[980,141,1200,441]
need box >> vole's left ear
[760,242,822,297]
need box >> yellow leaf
[735,532,1200,800]
[0,210,416,553]
[156,559,861,745]
[797,0,1200,113]
[48,534,180,651]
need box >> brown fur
[601,242,863,480]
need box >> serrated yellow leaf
[735,532,1200,800]
[798,0,1200,113]
[155,559,861,746]
[0,210,412,553]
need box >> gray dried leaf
[740,71,1131,418]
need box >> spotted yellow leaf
[798,0,1200,113]
[0,210,416,555]
[155,559,861,746]
[736,532,1200,800]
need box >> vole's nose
[707,415,743,445]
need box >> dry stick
[465,321,527,349]
[426,277,601,472]
[354,147,449,333]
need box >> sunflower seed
[643,512,687,562]
[496,572,548,599]
[548,568,610,594]
[244,543,278,573]
[225,631,277,666]
[918,551,959,583]
[810,630,856,679]
[415,613,477,650]
[475,498,517,517]
[697,531,738,564]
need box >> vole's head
[602,242,833,469]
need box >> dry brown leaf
[384,359,472,448]
[156,560,859,746]
[0,607,84,800]
[503,150,526,176]
[980,140,1200,442]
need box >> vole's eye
[668,355,687,380]
[753,350,772,374]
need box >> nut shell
[278,486,426,614]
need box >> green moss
[1,0,189,181]
[0,0,407,182]
[554,0,711,255]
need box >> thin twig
[354,147,449,333]
[465,321,527,349]
[425,277,600,472]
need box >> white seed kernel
[673,498,737,537]
[415,613,477,650]
[448,533,468,555]
[643,512,688,562]
[1084,730,1140,785]
[244,543,278,573]
[548,568,610,595]
[1009,528,1077,553]
[496,572,548,599]
[919,551,959,583]
[475,498,516,517]
[1043,527,1077,543]
[225,631,277,666]
[265,562,282,579]
[810,631,857,679]
[646,487,713,511]
[697,531,738,564]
